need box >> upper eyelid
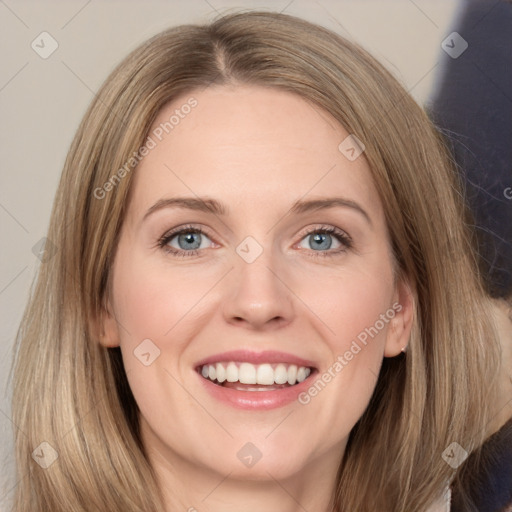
[160,224,215,242]
[160,223,351,247]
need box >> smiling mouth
[197,362,314,391]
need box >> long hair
[10,10,500,511]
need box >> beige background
[0,0,462,507]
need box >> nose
[221,246,295,331]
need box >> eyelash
[157,224,353,259]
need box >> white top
[426,488,451,512]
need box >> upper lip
[195,350,317,369]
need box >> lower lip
[197,372,316,410]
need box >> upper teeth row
[200,362,311,385]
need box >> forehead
[128,84,383,223]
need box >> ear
[383,274,415,357]
[96,298,121,348]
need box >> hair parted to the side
[10,10,500,512]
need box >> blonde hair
[10,11,500,511]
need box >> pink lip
[195,350,317,411]
[195,350,316,369]
[197,371,316,410]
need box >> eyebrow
[143,197,227,220]
[289,197,371,225]
[143,196,372,225]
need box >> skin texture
[100,85,414,512]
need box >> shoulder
[451,418,512,511]
[473,418,512,509]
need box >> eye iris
[310,232,332,250]
[178,232,201,250]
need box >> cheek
[112,253,216,349]
[293,263,394,422]
[110,255,211,438]
[295,260,394,353]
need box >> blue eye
[158,224,352,258]
[158,225,213,257]
[173,231,204,250]
[307,232,334,250]
[297,227,352,256]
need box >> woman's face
[102,84,412,489]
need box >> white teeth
[287,364,297,385]
[199,361,312,386]
[226,362,238,383]
[216,363,226,383]
[256,364,274,385]
[274,364,288,385]
[239,363,257,384]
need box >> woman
[11,11,501,512]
